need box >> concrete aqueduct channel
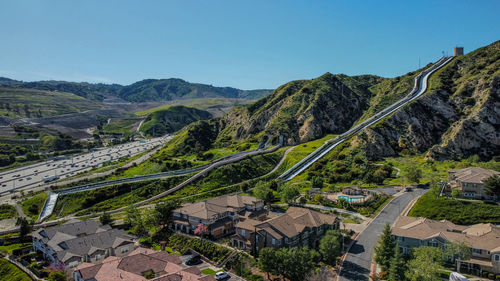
[278,56,454,181]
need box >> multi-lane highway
[279,56,454,181]
[0,136,171,194]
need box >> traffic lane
[338,189,427,281]
[0,139,166,192]
[0,137,165,180]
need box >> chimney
[160,241,166,251]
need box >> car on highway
[18,178,23,181]
[27,177,32,180]
[215,272,230,280]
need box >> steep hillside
[139,105,212,137]
[218,73,384,145]
[118,78,271,102]
[353,40,500,160]
[0,87,102,118]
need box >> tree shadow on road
[348,242,365,254]
[339,260,370,281]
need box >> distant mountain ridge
[0,77,272,102]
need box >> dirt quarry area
[12,109,125,139]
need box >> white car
[215,272,230,280]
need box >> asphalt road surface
[0,136,170,194]
[338,188,428,281]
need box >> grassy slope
[409,189,500,224]
[0,204,17,220]
[139,105,212,137]
[136,98,254,116]
[0,87,101,118]
[20,192,47,221]
[0,258,32,281]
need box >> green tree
[319,230,342,266]
[16,217,32,238]
[281,184,300,204]
[406,246,444,281]
[445,241,472,272]
[404,165,422,184]
[311,176,324,189]
[258,247,277,280]
[388,243,406,281]
[275,247,317,281]
[451,189,462,198]
[48,270,67,281]
[99,212,113,226]
[253,182,274,204]
[152,200,180,232]
[484,175,500,197]
[374,223,395,271]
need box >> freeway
[0,136,170,194]
[279,56,454,181]
[37,139,278,221]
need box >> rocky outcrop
[354,41,500,161]
[219,73,383,145]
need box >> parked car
[185,254,202,266]
[215,272,230,280]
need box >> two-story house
[32,219,137,268]
[231,207,338,253]
[392,216,500,276]
[448,167,500,200]
[172,194,266,238]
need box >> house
[342,186,362,195]
[391,216,500,275]
[32,219,137,268]
[231,207,339,253]
[172,194,266,238]
[448,167,500,200]
[74,247,215,281]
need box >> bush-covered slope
[353,40,500,160]
[140,105,212,137]
[118,78,271,102]
[219,73,384,145]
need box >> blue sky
[0,0,498,89]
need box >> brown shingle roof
[175,195,263,220]
[392,216,500,252]
[451,167,500,184]
[256,207,336,238]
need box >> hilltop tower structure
[454,47,464,56]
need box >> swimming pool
[337,195,362,202]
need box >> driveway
[338,188,427,281]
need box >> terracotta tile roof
[75,248,213,281]
[392,216,500,252]
[117,253,168,275]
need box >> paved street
[338,188,428,281]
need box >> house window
[285,238,289,244]
[494,255,500,262]
[473,248,481,255]
[272,238,276,245]
[428,241,438,247]
[121,246,129,254]
[241,229,246,236]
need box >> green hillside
[353,40,500,161]
[139,105,212,137]
[118,78,271,102]
[0,87,102,118]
